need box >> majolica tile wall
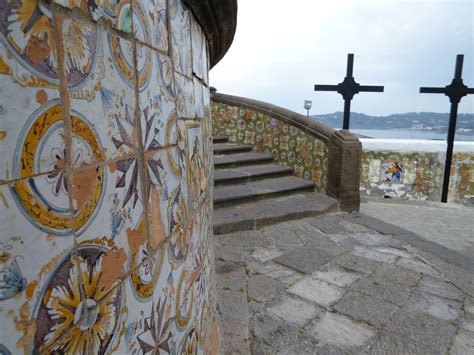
[0,0,216,353]
[211,102,329,191]
[361,151,473,204]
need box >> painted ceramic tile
[54,0,133,33]
[381,161,404,182]
[0,9,66,181]
[175,73,195,119]
[138,44,177,151]
[178,120,207,214]
[121,258,177,353]
[62,21,139,166]
[191,19,207,82]
[134,0,168,52]
[368,159,381,182]
[0,180,75,353]
[193,79,205,120]
[144,147,183,251]
[169,0,192,76]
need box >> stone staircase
[212,135,338,234]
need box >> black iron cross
[420,54,474,203]
[314,54,384,130]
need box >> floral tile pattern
[1,0,216,353]
[62,18,138,167]
[169,0,192,77]
[211,102,329,192]
[191,18,208,83]
[134,0,168,52]
[138,44,177,151]
[54,0,133,33]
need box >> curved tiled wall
[0,0,216,353]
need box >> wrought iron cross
[420,54,474,203]
[314,54,384,130]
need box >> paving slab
[269,295,321,326]
[311,265,361,287]
[310,312,376,349]
[352,245,398,263]
[215,262,247,291]
[405,290,463,322]
[306,215,353,235]
[450,329,474,355]
[214,213,471,354]
[287,277,343,307]
[213,192,338,234]
[396,257,441,277]
[218,318,251,354]
[418,275,464,301]
[373,263,422,287]
[369,332,435,355]
[384,309,457,352]
[334,290,400,327]
[247,274,282,303]
[274,245,335,274]
[332,253,381,275]
[350,276,413,307]
[216,288,249,322]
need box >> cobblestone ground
[214,213,474,354]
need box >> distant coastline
[311,112,474,140]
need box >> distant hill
[311,112,474,135]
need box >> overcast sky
[210,0,474,116]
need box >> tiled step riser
[214,185,315,208]
[215,170,294,185]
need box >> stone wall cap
[184,0,238,68]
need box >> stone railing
[360,139,474,205]
[211,91,362,212]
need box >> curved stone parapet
[211,91,362,211]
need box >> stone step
[214,164,294,185]
[213,192,338,234]
[214,151,274,168]
[213,176,315,208]
[213,135,229,143]
[213,143,253,155]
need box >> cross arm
[419,87,447,94]
[359,85,384,93]
[314,84,340,91]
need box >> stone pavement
[214,213,474,354]
[360,200,474,263]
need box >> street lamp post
[304,100,312,117]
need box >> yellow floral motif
[41,255,120,353]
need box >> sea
[346,129,474,142]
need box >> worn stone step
[214,164,294,185]
[213,135,229,143]
[214,151,274,168]
[213,176,315,207]
[213,143,253,155]
[213,192,338,234]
